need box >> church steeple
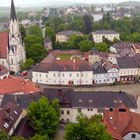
[10,0,17,20]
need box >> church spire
[10,0,17,20]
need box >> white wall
[123,132,140,140]
[93,73,107,84]
[92,33,120,43]
[60,108,101,123]
[32,71,93,86]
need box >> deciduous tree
[27,97,60,138]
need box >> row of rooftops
[1,88,137,109]
[93,55,140,74]
[33,54,93,72]
[0,88,139,139]
[56,30,119,36]
[33,53,140,74]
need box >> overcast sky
[1,0,140,6]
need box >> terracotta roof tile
[0,32,8,58]
[103,104,140,139]
[0,76,40,94]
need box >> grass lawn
[58,54,71,60]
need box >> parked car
[20,71,28,76]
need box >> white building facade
[92,30,120,43]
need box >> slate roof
[1,89,137,109]
[0,32,8,59]
[93,30,118,34]
[93,63,107,74]
[33,60,92,72]
[56,31,83,36]
[0,102,22,133]
[117,56,138,69]
[13,118,34,138]
[111,42,133,50]
[10,0,17,20]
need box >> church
[0,0,26,73]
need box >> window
[67,119,69,123]
[61,110,64,115]
[14,110,18,115]
[69,73,72,77]
[67,110,70,115]
[39,74,41,77]
[54,73,56,77]
[62,73,64,77]
[97,108,104,113]
[11,58,13,65]
[4,123,9,129]
[78,108,81,113]
[77,73,79,77]
[131,134,136,138]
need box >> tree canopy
[65,114,112,140]
[27,97,60,139]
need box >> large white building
[0,0,26,73]
[32,54,93,86]
[92,30,120,43]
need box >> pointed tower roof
[10,0,17,20]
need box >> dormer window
[4,123,9,129]
[14,110,18,115]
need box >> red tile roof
[0,76,40,94]
[103,104,140,140]
[0,32,8,58]
[0,65,9,76]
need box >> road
[75,84,140,96]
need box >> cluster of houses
[1,87,140,140]
[32,47,140,86]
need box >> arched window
[11,58,13,65]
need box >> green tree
[27,25,43,39]
[28,44,46,63]
[45,26,56,45]
[30,134,49,140]
[0,131,8,140]
[80,40,93,52]
[27,97,60,138]
[65,114,112,140]
[24,35,46,63]
[83,15,93,34]
[11,136,25,140]
[95,42,109,52]
[20,58,34,70]
[131,32,140,42]
[19,24,26,43]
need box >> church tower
[8,0,26,72]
